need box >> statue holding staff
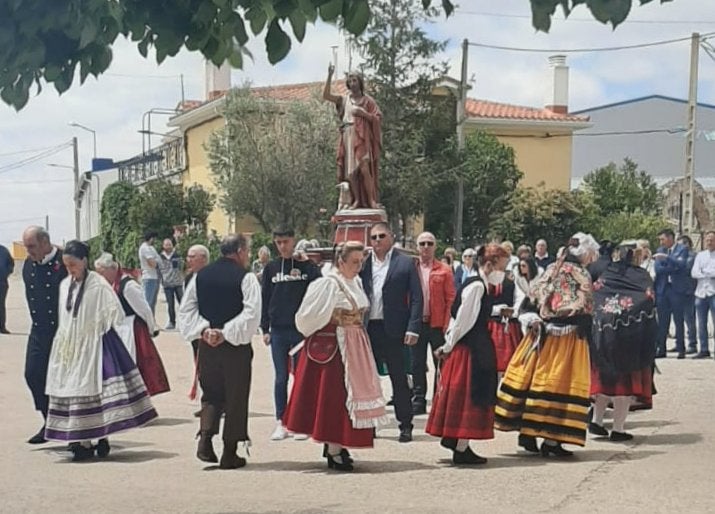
[323,64,382,210]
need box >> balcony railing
[118,138,186,185]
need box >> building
[119,57,589,236]
[571,95,715,184]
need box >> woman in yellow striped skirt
[495,233,599,457]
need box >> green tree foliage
[100,180,216,268]
[206,87,335,233]
[426,131,523,246]
[582,158,662,216]
[2,0,665,110]
[354,0,450,232]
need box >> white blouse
[295,273,369,338]
[442,280,485,354]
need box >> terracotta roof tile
[465,98,589,122]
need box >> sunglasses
[371,233,388,241]
[418,241,435,247]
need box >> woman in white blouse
[426,244,510,465]
[283,241,387,472]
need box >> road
[0,273,712,513]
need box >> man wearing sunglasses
[411,232,456,415]
[361,222,423,443]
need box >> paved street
[0,272,713,514]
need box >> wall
[465,125,573,191]
[572,97,715,180]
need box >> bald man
[411,232,456,415]
[21,226,67,444]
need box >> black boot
[196,432,218,463]
[96,438,111,458]
[518,434,539,453]
[219,441,246,469]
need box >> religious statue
[323,64,382,210]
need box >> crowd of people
[6,222,715,470]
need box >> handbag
[306,276,359,364]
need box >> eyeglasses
[371,233,388,241]
[418,241,435,247]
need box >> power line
[456,9,715,25]
[0,142,73,175]
[1,178,72,185]
[0,144,68,157]
[467,33,715,53]
[489,127,689,139]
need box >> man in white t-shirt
[138,231,161,314]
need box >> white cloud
[1,0,714,247]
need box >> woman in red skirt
[427,244,509,465]
[589,243,657,441]
[487,271,523,373]
[283,242,387,471]
[95,253,170,396]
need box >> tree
[582,158,662,216]
[184,184,216,231]
[1,0,668,110]
[354,0,449,233]
[206,87,335,233]
[128,179,186,238]
[100,180,140,268]
[426,131,523,246]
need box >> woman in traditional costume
[495,233,599,457]
[589,243,657,441]
[486,265,523,374]
[94,252,170,396]
[283,241,387,471]
[44,241,157,461]
[426,244,509,465]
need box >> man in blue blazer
[361,222,423,443]
[654,228,691,358]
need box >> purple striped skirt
[45,329,158,442]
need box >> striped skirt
[45,330,158,442]
[494,330,591,446]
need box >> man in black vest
[21,226,67,444]
[178,234,261,469]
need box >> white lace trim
[596,309,657,331]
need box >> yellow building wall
[182,116,263,236]
[465,126,573,191]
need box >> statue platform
[333,208,387,246]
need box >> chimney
[545,55,569,114]
[205,61,231,101]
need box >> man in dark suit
[654,228,690,359]
[361,222,423,442]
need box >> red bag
[306,328,339,364]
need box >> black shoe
[540,442,574,457]
[588,423,609,437]
[609,431,634,442]
[322,444,353,464]
[27,426,47,445]
[692,352,711,359]
[386,398,395,406]
[96,438,111,458]
[452,446,487,465]
[196,433,218,463]
[412,403,427,416]
[677,353,686,360]
[326,453,354,471]
[70,443,95,462]
[686,347,698,355]
[518,434,539,453]
[219,452,247,469]
[655,352,666,359]
[0,328,10,334]
[440,437,458,451]
[398,426,413,443]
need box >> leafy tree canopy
[2,0,671,110]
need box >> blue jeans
[270,327,303,420]
[695,295,715,355]
[684,293,697,350]
[656,287,685,354]
[142,278,160,314]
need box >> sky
[2,0,715,248]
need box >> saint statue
[323,64,382,210]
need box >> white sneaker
[270,422,287,441]
[293,433,308,441]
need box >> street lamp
[68,122,97,159]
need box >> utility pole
[454,38,468,251]
[72,137,80,239]
[683,32,699,238]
